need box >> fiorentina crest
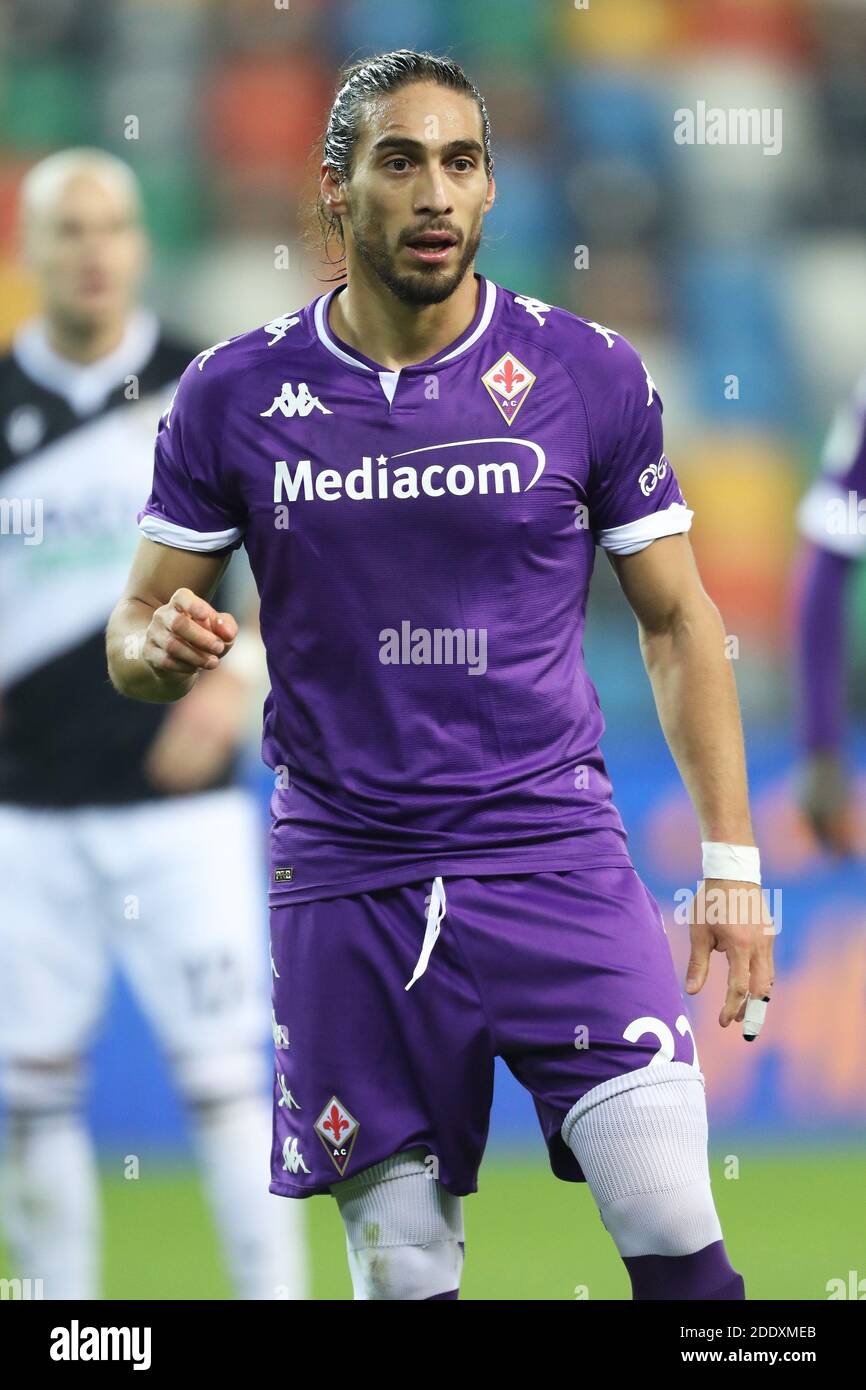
[481,350,536,426]
[315,1095,360,1175]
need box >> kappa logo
[261,382,333,419]
[586,320,619,349]
[642,360,659,406]
[277,1073,301,1110]
[196,340,231,370]
[514,294,552,326]
[272,1008,289,1049]
[282,1135,311,1175]
[481,352,537,426]
[584,321,659,406]
[162,382,179,429]
[264,312,301,346]
[315,1095,359,1175]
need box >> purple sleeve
[579,330,692,555]
[138,351,246,553]
[794,543,852,753]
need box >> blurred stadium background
[1,0,864,1299]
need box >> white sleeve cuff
[597,501,694,556]
[138,513,243,552]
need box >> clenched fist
[143,587,238,676]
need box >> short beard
[350,216,483,306]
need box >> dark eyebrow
[369,136,484,161]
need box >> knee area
[170,1047,264,1107]
[1,1056,86,1116]
[333,1149,464,1301]
[562,1062,722,1258]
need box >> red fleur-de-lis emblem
[315,1095,360,1175]
[493,359,525,394]
[481,351,537,426]
[323,1104,349,1141]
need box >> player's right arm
[108,339,247,703]
[106,537,237,703]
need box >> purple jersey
[139,275,692,904]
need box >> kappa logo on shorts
[282,1135,311,1175]
[315,1096,359,1176]
[274,866,294,883]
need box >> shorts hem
[269,1168,480,1200]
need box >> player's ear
[320,163,348,218]
[483,174,496,216]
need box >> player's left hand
[143,662,247,793]
[685,880,775,1038]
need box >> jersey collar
[313,273,497,376]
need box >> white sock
[1,1109,100,1299]
[334,1150,464,1301]
[189,1093,308,1299]
[562,1061,723,1257]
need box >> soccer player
[108,52,774,1301]
[0,149,307,1299]
[794,369,866,854]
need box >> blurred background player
[0,149,307,1299]
[794,370,866,856]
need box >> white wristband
[701,842,761,885]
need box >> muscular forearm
[106,597,197,703]
[639,595,755,845]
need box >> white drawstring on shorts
[405,875,446,991]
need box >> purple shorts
[268,865,695,1199]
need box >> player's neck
[45,315,128,366]
[330,268,480,371]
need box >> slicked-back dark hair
[313,50,494,278]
